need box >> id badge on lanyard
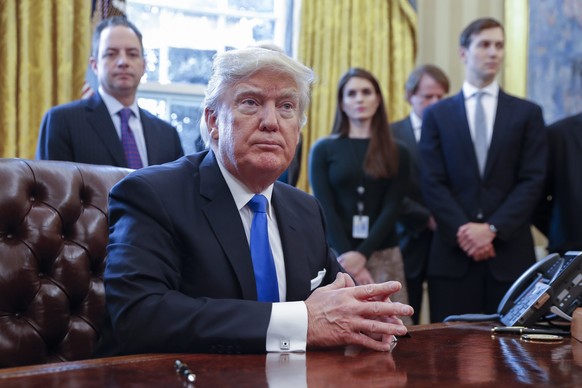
[352,185,369,239]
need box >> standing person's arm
[309,138,353,254]
[355,144,410,256]
[36,107,75,161]
[476,102,547,240]
[419,105,471,246]
[398,197,434,236]
[533,125,557,237]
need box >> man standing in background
[391,64,449,324]
[420,18,546,322]
[534,111,582,255]
[36,16,183,168]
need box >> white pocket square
[310,269,326,291]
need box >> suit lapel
[571,113,582,153]
[141,109,159,165]
[485,90,512,178]
[85,94,127,166]
[199,151,258,300]
[451,92,480,174]
[272,185,310,301]
[401,118,420,164]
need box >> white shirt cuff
[266,301,307,352]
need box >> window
[126,0,295,154]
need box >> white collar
[98,86,140,118]
[410,111,422,129]
[214,152,274,215]
[463,81,499,100]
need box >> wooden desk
[1,322,581,387]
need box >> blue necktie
[248,194,279,302]
[473,91,487,176]
[119,108,143,169]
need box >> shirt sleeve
[266,301,308,352]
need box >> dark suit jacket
[36,93,184,167]
[420,90,547,282]
[391,117,432,278]
[534,112,582,253]
[99,150,341,355]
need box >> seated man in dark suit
[36,16,183,168]
[98,47,413,356]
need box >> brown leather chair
[0,158,131,368]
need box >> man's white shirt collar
[409,112,422,143]
[98,86,140,118]
[463,81,499,100]
[215,154,274,215]
[410,111,422,129]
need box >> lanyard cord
[347,138,367,216]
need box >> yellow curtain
[297,0,417,192]
[0,0,91,159]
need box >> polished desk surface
[1,322,581,387]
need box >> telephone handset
[498,251,582,327]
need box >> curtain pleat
[297,0,417,192]
[0,0,91,159]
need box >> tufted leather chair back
[0,158,131,368]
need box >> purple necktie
[119,108,143,169]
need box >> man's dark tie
[248,194,279,302]
[473,91,487,176]
[118,108,143,169]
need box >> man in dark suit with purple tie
[391,64,449,324]
[36,16,183,168]
[97,47,413,356]
[419,18,547,322]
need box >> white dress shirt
[99,87,149,167]
[410,111,422,143]
[463,81,499,149]
[216,158,308,352]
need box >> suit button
[476,211,484,220]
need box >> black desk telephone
[498,251,582,326]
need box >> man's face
[207,70,302,189]
[408,74,447,118]
[460,27,504,86]
[90,25,145,99]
